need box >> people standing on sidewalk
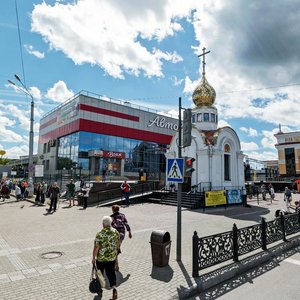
[284,186,292,212]
[111,205,132,272]
[0,183,10,201]
[66,179,75,207]
[269,184,275,204]
[47,182,60,213]
[20,182,26,201]
[35,182,41,203]
[40,181,47,204]
[15,183,21,201]
[120,180,131,206]
[92,216,120,300]
[81,183,90,210]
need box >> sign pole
[177,97,182,262]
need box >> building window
[204,113,209,122]
[211,113,215,123]
[43,143,47,154]
[224,144,231,180]
[192,114,195,123]
[197,113,202,122]
[285,148,296,176]
[46,160,50,171]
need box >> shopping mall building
[37,91,178,180]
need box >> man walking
[120,180,131,206]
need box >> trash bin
[150,230,171,267]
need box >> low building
[274,129,300,177]
[37,91,178,181]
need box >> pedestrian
[40,181,47,204]
[66,179,75,207]
[35,182,41,203]
[269,185,275,204]
[102,168,107,182]
[47,182,60,213]
[80,177,85,189]
[111,205,132,271]
[15,183,21,201]
[120,180,131,206]
[20,182,26,201]
[0,183,10,201]
[81,183,90,210]
[284,186,292,212]
[92,216,119,300]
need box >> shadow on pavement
[150,265,174,282]
[193,205,270,223]
[116,272,130,285]
[187,244,300,300]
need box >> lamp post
[8,75,34,196]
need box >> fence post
[261,217,267,250]
[298,210,300,229]
[280,213,287,242]
[192,231,199,277]
[232,223,239,262]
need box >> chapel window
[204,113,209,122]
[224,144,231,181]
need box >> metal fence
[192,211,300,277]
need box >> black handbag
[89,266,101,293]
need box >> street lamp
[8,75,34,196]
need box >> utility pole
[177,97,182,261]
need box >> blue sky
[1,0,300,160]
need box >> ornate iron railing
[193,210,300,277]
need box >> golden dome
[192,74,216,107]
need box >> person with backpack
[284,186,292,212]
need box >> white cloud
[24,44,45,59]
[186,0,300,127]
[5,145,29,159]
[31,0,198,79]
[45,81,74,103]
[244,151,278,161]
[241,142,259,151]
[218,119,231,128]
[239,127,258,137]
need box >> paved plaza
[0,193,298,300]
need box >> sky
[1,0,300,160]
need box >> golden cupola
[192,74,216,107]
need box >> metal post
[280,213,287,242]
[232,223,239,262]
[177,97,182,262]
[261,217,267,250]
[192,231,199,277]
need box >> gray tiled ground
[0,193,295,299]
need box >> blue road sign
[167,158,184,183]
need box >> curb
[179,235,300,299]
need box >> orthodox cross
[198,47,210,75]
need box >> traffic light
[185,157,195,177]
[183,108,192,147]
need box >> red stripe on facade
[79,119,173,144]
[39,117,57,130]
[39,119,173,145]
[80,104,139,122]
[39,119,80,144]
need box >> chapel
[166,48,245,191]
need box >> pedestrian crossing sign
[167,158,184,183]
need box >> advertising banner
[205,190,226,207]
[227,189,242,204]
[35,165,44,177]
